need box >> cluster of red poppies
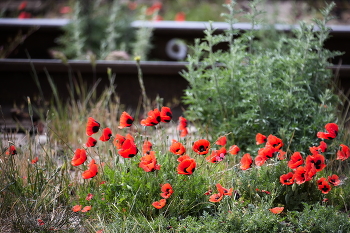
[152,183,174,209]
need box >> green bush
[182,0,342,152]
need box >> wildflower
[328,174,341,186]
[293,166,307,185]
[254,154,267,166]
[113,134,126,149]
[81,206,92,212]
[86,193,94,201]
[99,127,112,142]
[255,133,267,145]
[86,117,100,136]
[317,123,338,140]
[82,159,98,179]
[177,155,191,162]
[37,219,45,226]
[336,144,350,161]
[178,116,188,137]
[209,192,224,202]
[139,151,161,172]
[146,2,162,15]
[85,137,97,147]
[206,147,226,163]
[177,157,196,175]
[160,107,172,122]
[309,141,327,155]
[59,6,72,14]
[305,153,326,172]
[280,172,294,185]
[228,145,240,155]
[6,145,17,155]
[152,199,166,209]
[288,152,304,169]
[142,140,153,155]
[72,205,82,212]
[317,179,332,194]
[269,207,284,214]
[192,139,210,155]
[118,111,134,129]
[277,150,286,160]
[160,183,173,199]
[169,140,186,155]
[216,183,233,196]
[215,136,227,146]
[266,135,283,151]
[18,12,31,19]
[71,148,87,166]
[204,189,212,195]
[118,139,138,158]
[18,1,27,10]
[240,153,252,170]
[31,157,38,164]
[175,12,186,21]
[141,108,161,126]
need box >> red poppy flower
[72,205,82,212]
[141,108,161,126]
[337,144,350,161]
[288,152,304,169]
[6,145,17,155]
[266,135,283,150]
[258,146,276,159]
[118,139,138,158]
[178,116,187,130]
[175,12,186,21]
[317,123,338,140]
[146,2,162,15]
[305,154,326,172]
[37,219,45,226]
[60,6,72,14]
[169,140,186,155]
[215,136,227,146]
[86,117,100,136]
[206,147,226,163]
[269,207,284,214]
[118,111,134,129]
[180,128,188,137]
[209,192,224,202]
[18,1,27,10]
[160,183,173,199]
[152,198,166,209]
[317,177,327,186]
[305,162,317,181]
[31,157,38,164]
[81,206,92,212]
[310,141,327,155]
[228,145,240,155]
[240,153,253,170]
[256,133,267,145]
[99,127,112,142]
[192,139,210,155]
[71,148,87,166]
[86,137,97,147]
[178,116,188,137]
[317,179,332,194]
[139,151,161,172]
[293,166,307,185]
[277,150,286,160]
[216,183,233,196]
[86,193,94,201]
[160,107,172,123]
[82,159,98,179]
[113,134,126,149]
[126,133,135,142]
[204,189,212,195]
[177,155,191,162]
[177,157,196,175]
[280,172,294,185]
[142,140,153,155]
[18,11,31,19]
[328,174,341,186]
[255,154,267,166]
